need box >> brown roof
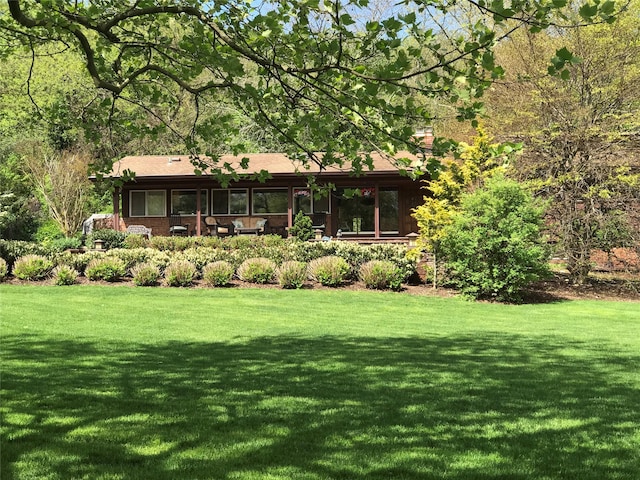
[107,152,424,179]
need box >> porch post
[196,186,202,236]
[112,187,121,231]
[287,186,293,231]
[374,182,380,238]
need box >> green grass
[1,285,639,480]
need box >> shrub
[130,262,161,286]
[12,254,54,280]
[439,176,550,302]
[123,234,150,249]
[276,261,308,289]
[86,229,127,250]
[0,258,8,281]
[52,264,79,286]
[288,211,313,241]
[85,257,126,282]
[202,261,235,287]
[359,260,404,291]
[0,240,48,270]
[164,260,197,287]
[308,255,350,287]
[236,257,276,284]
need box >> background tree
[486,1,640,283]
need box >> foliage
[288,212,313,241]
[202,261,236,287]
[358,260,404,291]
[12,254,53,280]
[236,257,277,284]
[276,261,308,289]
[123,234,150,249]
[0,239,48,269]
[413,125,519,252]
[0,0,617,181]
[164,260,197,287]
[86,229,127,250]
[130,262,162,287]
[439,176,550,301]
[308,256,351,287]
[0,257,7,281]
[486,7,640,284]
[85,257,126,282]
[51,264,78,286]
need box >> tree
[23,148,93,237]
[439,175,550,302]
[0,0,620,180]
[486,2,640,283]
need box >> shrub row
[3,253,407,291]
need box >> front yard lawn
[1,285,639,479]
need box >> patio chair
[169,214,189,236]
[204,216,234,237]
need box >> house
[102,138,432,240]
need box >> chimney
[168,156,182,164]
[413,127,434,149]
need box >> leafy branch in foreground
[1,0,625,177]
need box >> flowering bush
[358,260,404,291]
[164,260,197,287]
[52,264,79,286]
[85,257,126,282]
[12,254,54,280]
[0,257,8,281]
[236,257,276,284]
[202,261,235,287]
[276,261,308,289]
[308,256,350,287]
[130,262,161,286]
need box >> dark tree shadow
[2,334,639,479]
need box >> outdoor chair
[204,216,234,237]
[169,214,189,236]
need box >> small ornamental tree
[439,176,550,302]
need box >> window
[379,188,399,233]
[252,188,288,214]
[335,187,375,233]
[293,187,330,214]
[212,189,248,215]
[171,190,208,215]
[130,190,166,217]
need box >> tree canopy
[1,0,624,178]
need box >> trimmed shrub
[0,240,48,270]
[0,258,8,281]
[236,257,276,284]
[288,211,313,241]
[12,254,54,280]
[131,262,161,286]
[164,260,197,287]
[202,261,235,287]
[123,234,150,249]
[276,261,308,289]
[85,257,126,282]
[359,260,404,291]
[52,264,79,286]
[308,255,350,287]
[86,229,127,250]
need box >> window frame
[251,187,289,215]
[170,189,208,216]
[129,190,166,217]
[293,187,331,215]
[211,188,249,215]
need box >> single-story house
[102,138,432,240]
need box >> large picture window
[130,190,166,217]
[379,188,399,233]
[293,188,330,215]
[252,188,288,214]
[171,190,208,215]
[212,189,248,215]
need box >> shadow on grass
[2,334,639,479]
